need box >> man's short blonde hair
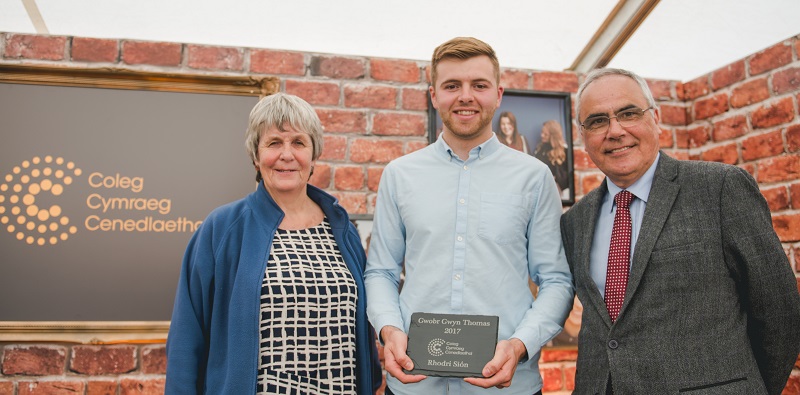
[431,37,500,86]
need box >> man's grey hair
[575,68,657,125]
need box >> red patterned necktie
[605,190,633,322]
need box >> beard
[440,110,495,141]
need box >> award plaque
[405,312,499,377]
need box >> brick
[666,150,690,160]
[773,67,800,95]
[565,365,577,390]
[367,193,378,215]
[315,109,367,133]
[319,135,347,161]
[141,345,166,374]
[773,213,800,242]
[285,80,340,105]
[647,79,672,100]
[406,140,429,154]
[740,162,757,177]
[121,41,181,66]
[372,112,426,136]
[87,380,118,395]
[5,34,66,60]
[250,49,305,75]
[344,85,397,109]
[540,366,564,391]
[751,97,795,129]
[659,104,688,126]
[308,163,332,189]
[533,71,579,93]
[700,143,738,165]
[741,130,784,161]
[18,380,84,395]
[785,372,800,395]
[659,127,674,148]
[675,82,686,102]
[310,56,365,79]
[367,167,384,192]
[676,125,710,149]
[70,345,136,375]
[501,70,529,90]
[119,377,165,395]
[401,88,429,111]
[788,124,800,153]
[792,182,800,210]
[540,348,578,362]
[581,173,605,195]
[2,345,66,375]
[187,45,243,71]
[730,78,770,108]
[761,186,789,211]
[330,192,368,214]
[370,59,419,83]
[72,37,118,63]
[712,115,748,142]
[334,166,364,190]
[711,60,745,90]
[749,41,793,76]
[694,93,729,120]
[682,76,709,101]
[572,148,597,170]
[0,381,13,394]
[350,139,404,164]
[757,155,800,183]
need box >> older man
[561,68,800,394]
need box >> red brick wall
[1,31,798,394]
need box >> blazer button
[608,339,619,349]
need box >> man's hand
[464,338,527,389]
[380,325,427,384]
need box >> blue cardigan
[165,182,381,394]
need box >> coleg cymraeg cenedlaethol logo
[0,156,81,246]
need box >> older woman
[166,93,381,394]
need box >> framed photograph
[428,89,575,205]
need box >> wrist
[509,338,528,362]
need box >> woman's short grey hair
[575,68,657,124]
[245,93,324,180]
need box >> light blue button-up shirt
[365,134,574,394]
[589,153,660,297]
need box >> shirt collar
[435,132,501,162]
[606,152,660,206]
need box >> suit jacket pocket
[477,193,526,245]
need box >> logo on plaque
[427,338,446,356]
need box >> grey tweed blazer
[560,153,800,395]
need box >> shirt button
[454,274,461,281]
[608,339,619,349]
[457,235,463,242]
[459,198,465,204]
[463,165,468,170]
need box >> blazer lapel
[619,153,680,319]
[574,181,613,328]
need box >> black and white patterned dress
[257,219,358,394]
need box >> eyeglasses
[580,106,653,134]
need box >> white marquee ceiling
[1,0,798,81]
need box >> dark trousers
[384,387,542,395]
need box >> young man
[561,68,800,394]
[364,37,573,394]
